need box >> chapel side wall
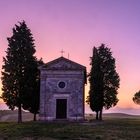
[82,75,85,119]
[39,71,46,120]
[82,70,86,119]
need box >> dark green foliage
[22,58,44,121]
[1,21,38,122]
[87,44,120,120]
[133,91,140,105]
[87,47,103,119]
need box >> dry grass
[0,111,140,140]
[0,110,34,122]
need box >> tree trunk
[99,109,102,120]
[33,113,37,121]
[18,104,22,123]
[96,111,99,120]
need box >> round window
[58,81,66,89]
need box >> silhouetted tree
[87,44,120,120]
[1,21,38,123]
[22,58,44,121]
[133,91,140,105]
[86,47,103,120]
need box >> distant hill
[1,103,140,115]
[0,110,34,122]
[86,113,140,120]
[85,104,140,115]
[103,113,140,118]
[0,110,140,122]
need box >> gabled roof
[39,57,87,83]
[39,56,86,71]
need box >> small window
[58,81,66,89]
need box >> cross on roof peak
[60,49,65,57]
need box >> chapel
[39,56,87,121]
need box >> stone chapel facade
[39,57,87,121]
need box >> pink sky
[0,0,140,114]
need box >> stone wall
[39,70,85,121]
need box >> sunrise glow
[0,0,140,114]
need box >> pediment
[40,57,86,71]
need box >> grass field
[0,110,34,122]
[0,111,140,140]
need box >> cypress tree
[22,58,44,121]
[1,21,38,123]
[87,44,120,120]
